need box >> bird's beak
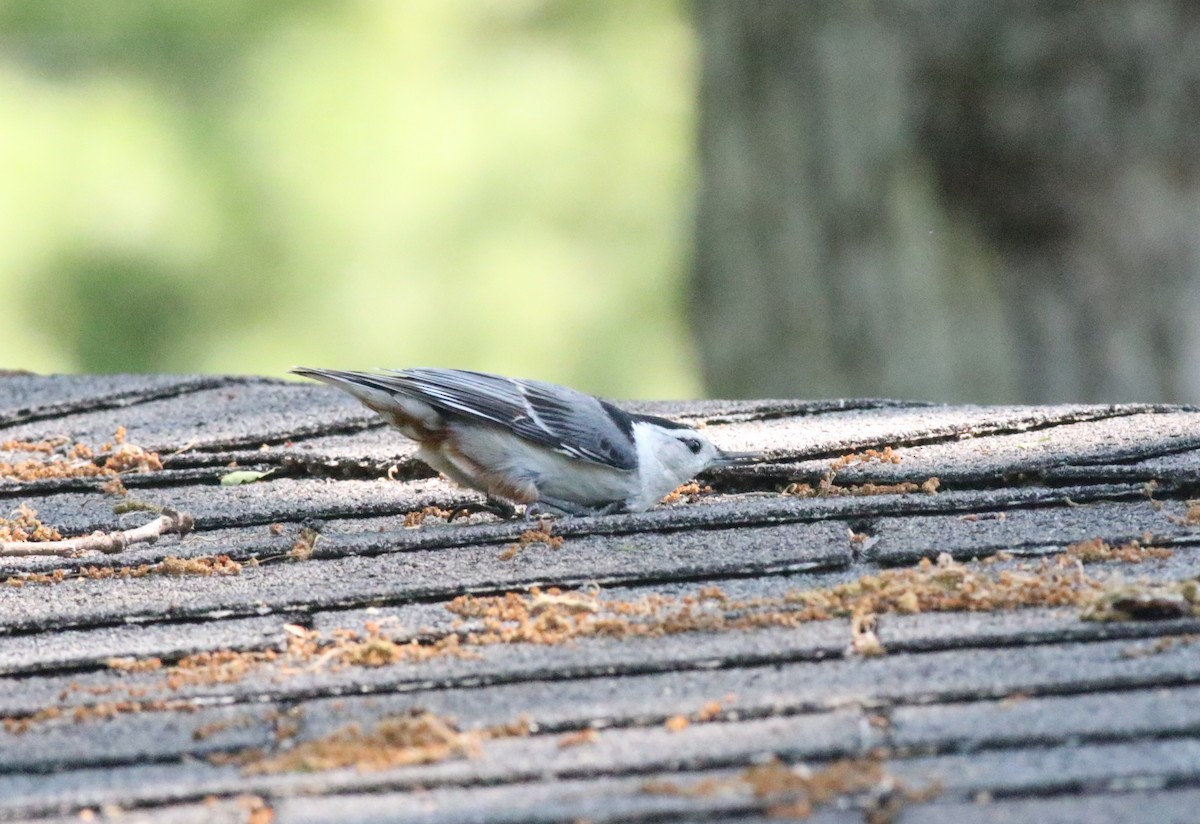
[712,449,760,468]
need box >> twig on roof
[0,510,195,557]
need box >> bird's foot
[590,500,628,516]
[525,498,627,519]
[484,496,520,519]
[447,496,520,522]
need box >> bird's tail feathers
[291,367,402,407]
[291,367,445,434]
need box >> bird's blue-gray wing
[377,368,639,471]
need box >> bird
[291,366,750,517]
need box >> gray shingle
[1,376,1198,822]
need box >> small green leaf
[219,469,273,486]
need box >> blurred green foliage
[0,0,699,398]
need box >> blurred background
[2,1,1198,404]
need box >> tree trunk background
[691,1,1200,403]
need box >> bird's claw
[446,497,519,522]
[525,498,627,519]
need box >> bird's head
[633,417,757,489]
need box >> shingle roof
[1,375,1198,823]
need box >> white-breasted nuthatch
[292,367,751,516]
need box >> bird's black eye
[682,437,703,454]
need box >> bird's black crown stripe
[629,411,695,432]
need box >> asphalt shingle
[1,375,1198,823]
